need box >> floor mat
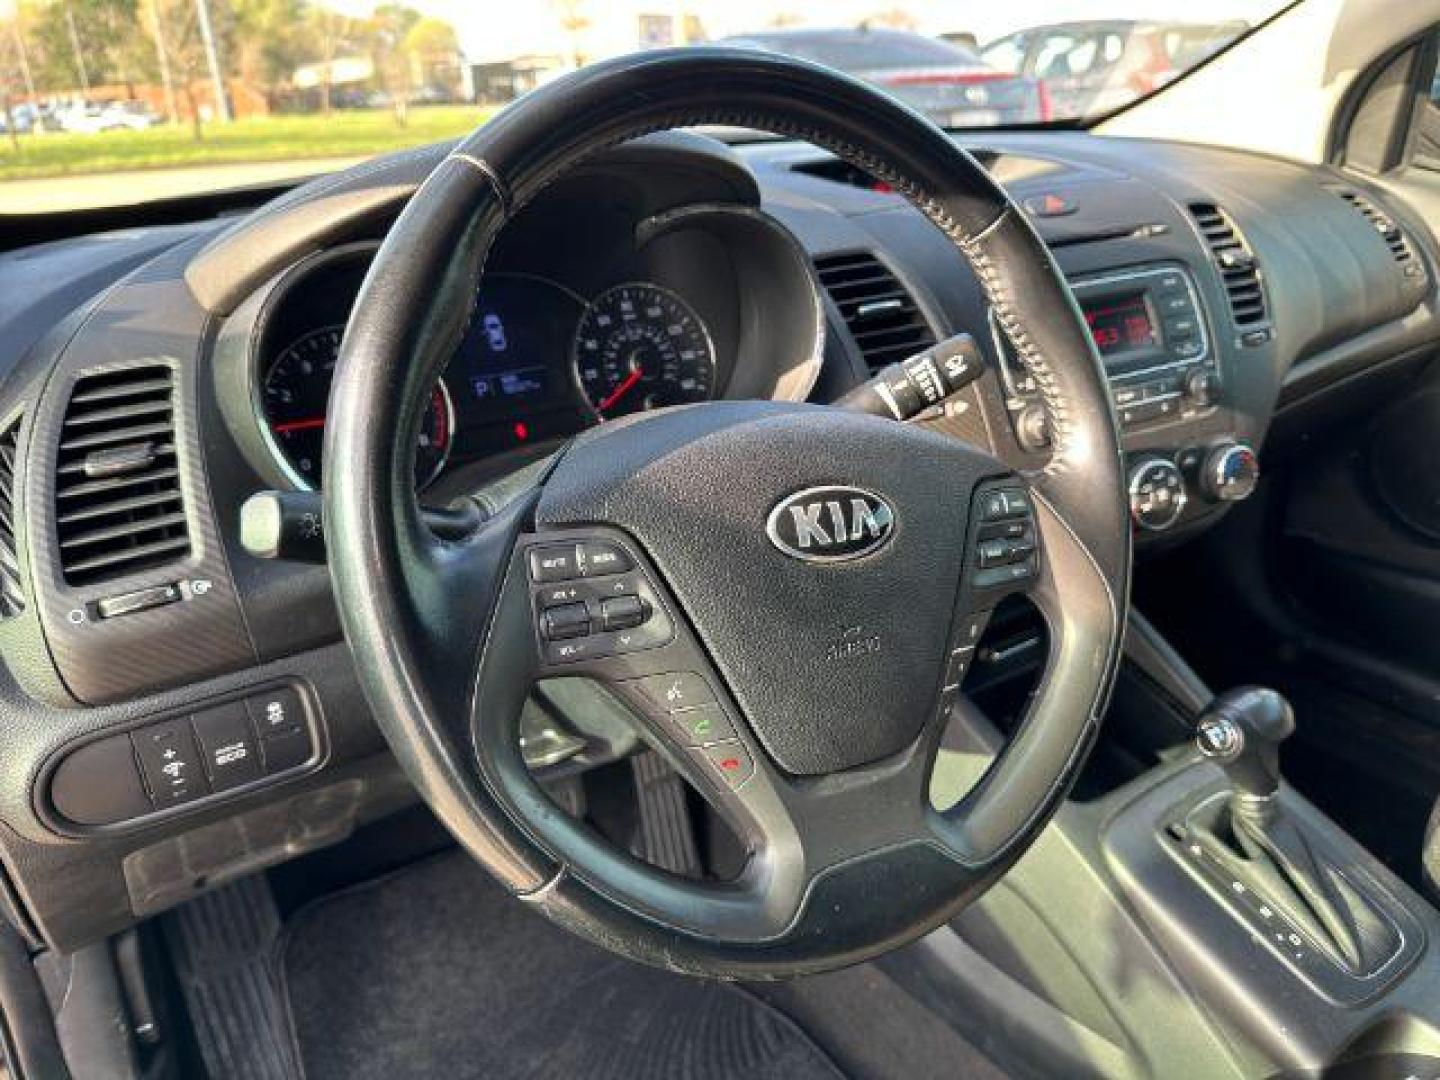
[281,852,844,1080]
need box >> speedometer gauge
[573,283,715,417]
[262,324,454,490]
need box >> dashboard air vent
[1335,190,1415,265]
[1188,203,1268,326]
[54,367,190,586]
[0,418,25,618]
[813,252,935,373]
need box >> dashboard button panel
[133,718,209,807]
[45,683,322,830]
[192,702,262,792]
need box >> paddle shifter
[1195,687,1385,973]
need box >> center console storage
[890,614,1440,1079]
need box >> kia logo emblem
[765,486,896,563]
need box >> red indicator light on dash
[513,421,529,441]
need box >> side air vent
[54,367,191,586]
[813,252,936,373]
[0,418,25,618]
[1335,189,1415,266]
[1188,203,1268,326]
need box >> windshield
[0,1,1286,213]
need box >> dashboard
[0,125,1437,953]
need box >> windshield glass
[0,1,1286,213]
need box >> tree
[402,16,457,96]
[230,0,308,108]
[550,0,588,69]
[366,2,418,125]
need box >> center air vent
[0,417,25,618]
[1335,189,1416,266]
[813,252,936,374]
[1188,203,1268,326]
[54,367,191,587]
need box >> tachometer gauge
[573,283,715,417]
[261,324,454,489]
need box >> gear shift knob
[1194,686,1295,801]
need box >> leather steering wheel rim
[324,47,1131,978]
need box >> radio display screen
[1082,291,1159,359]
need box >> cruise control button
[541,602,590,641]
[576,541,634,577]
[599,594,647,632]
[667,704,736,747]
[627,672,715,713]
[192,702,261,792]
[133,718,208,807]
[696,741,755,790]
[527,545,579,582]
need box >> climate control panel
[1127,441,1260,532]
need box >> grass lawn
[0,105,499,181]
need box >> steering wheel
[324,48,1129,979]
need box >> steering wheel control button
[546,638,598,664]
[627,672,715,713]
[133,718,209,807]
[955,611,991,648]
[192,702,262,792]
[979,488,1030,522]
[666,704,737,747]
[576,541,634,577]
[527,545,580,582]
[537,583,584,607]
[696,742,755,790]
[541,602,591,641]
[598,594,648,632]
[944,646,974,690]
[970,485,1038,591]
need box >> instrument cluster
[256,260,725,493]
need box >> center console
[887,616,1440,1079]
[993,261,1261,536]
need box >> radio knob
[1128,458,1187,532]
[1184,368,1220,407]
[1014,403,1050,452]
[1201,442,1260,502]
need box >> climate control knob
[1128,458,1187,531]
[1201,442,1260,502]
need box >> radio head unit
[993,263,1219,433]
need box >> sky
[417,1,1287,63]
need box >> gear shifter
[1195,687,1378,973]
[1194,686,1291,802]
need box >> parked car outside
[57,100,163,134]
[981,19,1246,119]
[721,27,1049,127]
